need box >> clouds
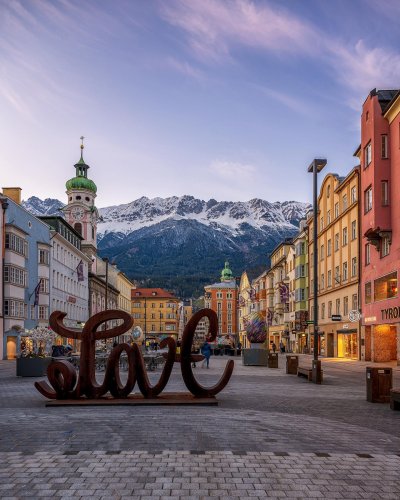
[159,0,316,63]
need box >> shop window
[365,282,372,304]
[374,272,397,301]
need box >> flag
[33,281,41,306]
[76,260,84,282]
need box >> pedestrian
[272,342,277,353]
[279,341,284,354]
[201,340,211,369]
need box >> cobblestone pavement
[1,355,400,499]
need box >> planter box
[242,348,268,366]
[16,357,52,377]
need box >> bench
[297,366,312,381]
[390,389,400,410]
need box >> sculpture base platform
[45,392,218,407]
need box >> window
[327,270,332,287]
[320,245,325,260]
[343,194,348,211]
[381,134,388,159]
[327,185,331,198]
[342,227,348,246]
[351,257,357,277]
[334,202,339,218]
[327,210,331,225]
[5,233,27,256]
[381,181,389,206]
[133,302,141,308]
[39,278,49,294]
[320,217,324,231]
[4,299,26,318]
[352,294,358,311]
[3,266,27,287]
[381,236,390,258]
[344,296,349,317]
[327,239,332,256]
[336,298,340,315]
[216,292,223,299]
[364,186,372,213]
[39,249,50,265]
[351,220,357,240]
[364,142,372,167]
[227,302,232,310]
[351,186,357,203]
[74,223,82,236]
[295,288,305,301]
[151,313,155,319]
[366,282,374,303]
[335,266,340,284]
[133,313,141,319]
[334,233,339,251]
[365,243,371,265]
[38,306,48,320]
[217,302,222,311]
[342,261,348,281]
[328,301,332,318]
[321,303,325,319]
[374,272,397,301]
[320,274,325,290]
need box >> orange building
[131,288,180,341]
[204,262,238,341]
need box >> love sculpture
[35,308,234,402]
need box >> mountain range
[22,195,311,297]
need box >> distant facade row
[239,89,400,365]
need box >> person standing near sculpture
[201,341,211,369]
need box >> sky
[1,0,400,208]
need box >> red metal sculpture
[35,308,234,401]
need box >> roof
[205,280,237,289]
[374,89,400,112]
[131,288,177,299]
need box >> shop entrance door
[327,333,334,357]
[6,337,17,359]
[337,333,358,359]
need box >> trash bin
[286,355,298,375]
[268,352,279,368]
[366,367,392,403]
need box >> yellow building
[268,239,293,348]
[238,271,251,347]
[131,288,180,342]
[307,167,360,359]
[116,271,135,342]
[177,300,193,338]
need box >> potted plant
[17,326,56,377]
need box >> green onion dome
[66,153,97,193]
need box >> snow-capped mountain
[97,195,309,237]
[22,196,64,216]
[22,195,310,297]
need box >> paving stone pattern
[1,355,400,498]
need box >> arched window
[74,223,82,236]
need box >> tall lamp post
[307,158,327,384]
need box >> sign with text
[331,315,342,321]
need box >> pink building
[357,89,400,364]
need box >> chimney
[2,187,22,205]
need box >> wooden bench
[297,366,312,381]
[390,389,400,410]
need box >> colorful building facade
[358,89,400,364]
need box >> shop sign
[381,306,400,321]
[365,316,376,323]
[331,315,342,321]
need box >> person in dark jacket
[201,341,211,369]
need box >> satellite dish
[132,326,143,341]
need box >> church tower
[64,138,99,262]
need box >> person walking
[272,342,277,353]
[201,341,211,369]
[279,341,284,354]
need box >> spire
[79,135,85,163]
[74,136,89,177]
[221,260,233,282]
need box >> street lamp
[308,158,327,384]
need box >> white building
[39,216,90,331]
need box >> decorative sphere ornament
[245,312,267,344]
